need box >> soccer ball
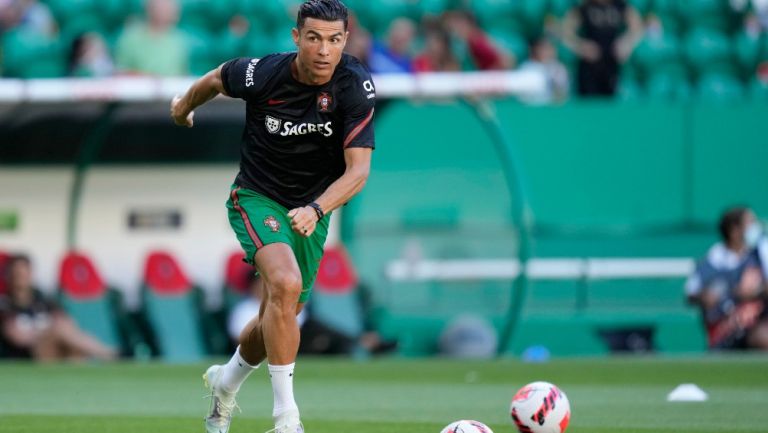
[440,420,495,433]
[509,381,571,433]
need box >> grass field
[1,355,767,433]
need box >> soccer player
[169,1,375,432]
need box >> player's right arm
[170,64,227,128]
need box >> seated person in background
[228,274,394,356]
[686,207,768,349]
[115,0,189,76]
[368,17,416,73]
[0,254,117,361]
[443,10,514,70]
[412,22,460,73]
[518,36,570,104]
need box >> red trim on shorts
[231,187,264,249]
[343,108,374,148]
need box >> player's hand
[171,95,194,127]
[577,40,601,62]
[287,206,318,238]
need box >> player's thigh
[254,243,302,296]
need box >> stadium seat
[733,30,764,76]
[651,0,682,33]
[549,0,578,18]
[677,0,736,32]
[684,27,735,76]
[223,251,253,311]
[179,0,232,33]
[140,251,208,362]
[646,69,693,101]
[310,246,364,338]
[748,77,768,100]
[1,28,66,78]
[696,72,745,103]
[488,30,529,64]
[471,0,523,33]
[57,251,126,354]
[183,27,217,76]
[616,75,644,101]
[631,32,682,78]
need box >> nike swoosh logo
[268,99,286,105]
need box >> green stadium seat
[471,0,522,32]
[549,0,578,18]
[748,78,768,100]
[488,30,529,64]
[677,0,736,32]
[59,13,109,47]
[222,251,252,313]
[631,32,682,78]
[46,0,98,23]
[57,251,147,358]
[1,28,66,78]
[733,31,764,76]
[309,247,365,338]
[617,75,644,101]
[184,27,217,75]
[179,0,232,33]
[140,251,209,362]
[684,27,735,76]
[646,68,692,101]
[696,72,746,103]
[628,0,652,15]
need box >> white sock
[218,346,259,394]
[268,363,299,419]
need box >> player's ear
[342,30,349,49]
[292,27,300,46]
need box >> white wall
[0,167,72,292]
[1,165,340,309]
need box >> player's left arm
[170,64,227,127]
[288,147,371,237]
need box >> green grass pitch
[1,355,767,433]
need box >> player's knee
[267,271,302,308]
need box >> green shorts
[226,185,330,303]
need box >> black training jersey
[220,52,376,209]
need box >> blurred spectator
[344,11,372,68]
[412,23,460,72]
[561,0,643,96]
[444,10,514,70]
[685,207,768,350]
[115,0,189,76]
[228,274,395,356]
[0,254,117,361]
[67,32,115,77]
[368,17,416,73]
[0,0,56,35]
[518,36,570,103]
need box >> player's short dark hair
[297,0,349,30]
[718,207,749,242]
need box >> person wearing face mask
[685,207,768,350]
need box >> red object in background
[0,251,10,295]
[225,251,252,295]
[144,251,192,295]
[757,61,768,84]
[315,246,358,293]
[59,251,107,300]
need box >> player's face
[292,18,348,85]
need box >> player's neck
[291,58,330,86]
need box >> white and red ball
[440,420,495,433]
[509,381,571,433]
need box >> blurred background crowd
[1,0,767,102]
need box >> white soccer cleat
[267,411,304,433]
[204,365,239,433]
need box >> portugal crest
[265,115,281,134]
[317,92,333,113]
[263,216,281,232]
